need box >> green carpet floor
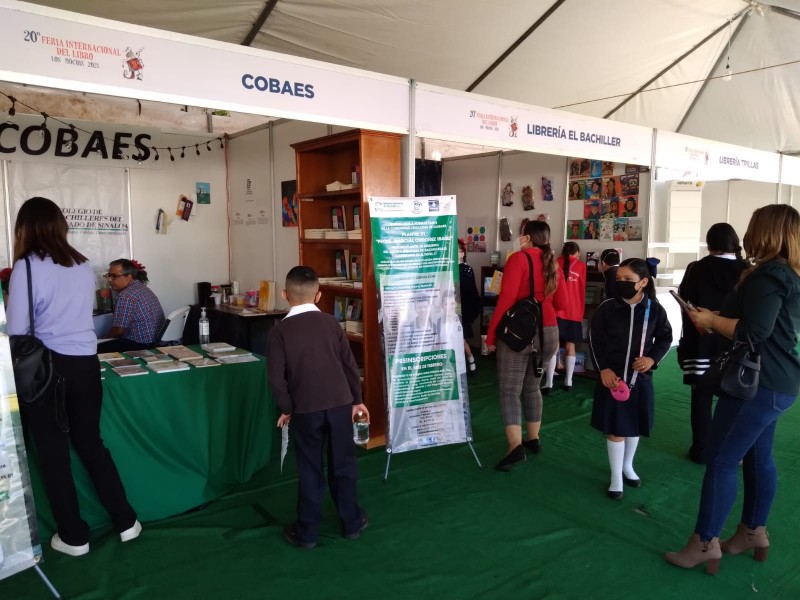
[4,349,800,599]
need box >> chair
[155,305,191,346]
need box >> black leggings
[20,352,136,545]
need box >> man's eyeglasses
[104,272,129,280]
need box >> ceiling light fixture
[723,18,733,82]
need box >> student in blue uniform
[589,258,672,500]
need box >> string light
[0,90,227,162]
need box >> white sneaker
[51,533,89,557]
[120,520,142,543]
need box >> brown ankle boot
[720,523,769,562]
[664,534,722,575]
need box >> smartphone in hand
[670,290,713,335]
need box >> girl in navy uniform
[589,258,672,499]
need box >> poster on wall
[280,180,298,227]
[8,162,131,272]
[465,226,487,252]
[0,297,43,583]
[369,196,473,454]
[196,182,211,205]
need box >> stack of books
[147,360,190,374]
[305,228,332,239]
[345,320,364,335]
[183,357,221,368]
[157,345,203,361]
[201,342,236,353]
[141,353,174,365]
[113,365,149,377]
[325,230,349,240]
[347,229,362,240]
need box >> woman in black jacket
[458,239,482,374]
[678,223,748,464]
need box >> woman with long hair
[589,258,672,500]
[677,223,748,464]
[543,242,586,393]
[665,205,800,574]
[7,197,141,557]
[485,220,566,471]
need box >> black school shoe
[283,524,317,549]
[522,438,541,454]
[495,444,526,471]
[343,510,369,540]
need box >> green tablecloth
[29,351,274,537]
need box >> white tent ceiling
[9,0,800,153]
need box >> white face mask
[513,236,528,252]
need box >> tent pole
[466,0,567,92]
[604,7,751,119]
[771,6,800,22]
[241,0,279,46]
[676,12,751,133]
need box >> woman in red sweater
[544,242,586,393]
[486,220,566,471]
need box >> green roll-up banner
[369,196,473,453]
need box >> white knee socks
[545,354,557,388]
[623,436,640,480]
[565,356,576,386]
[607,439,624,492]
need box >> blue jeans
[695,386,796,541]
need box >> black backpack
[496,252,545,373]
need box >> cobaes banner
[369,196,472,453]
[0,297,42,582]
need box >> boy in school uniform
[267,266,370,549]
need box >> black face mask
[616,280,640,300]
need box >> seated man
[98,259,165,352]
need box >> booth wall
[129,134,228,315]
[700,181,729,245]
[227,128,272,293]
[729,180,778,238]
[498,152,567,256]
[442,153,500,275]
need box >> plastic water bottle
[353,410,369,447]
[199,307,210,345]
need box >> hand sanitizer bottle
[199,307,210,345]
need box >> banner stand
[33,565,64,599]
[384,439,482,481]
[369,196,482,481]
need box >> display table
[28,350,275,537]
[210,305,287,356]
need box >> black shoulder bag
[496,252,545,375]
[9,256,54,404]
[700,333,760,400]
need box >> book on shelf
[112,365,149,377]
[106,357,140,368]
[215,354,260,364]
[345,298,363,321]
[97,352,124,362]
[345,320,364,334]
[347,229,362,240]
[333,296,347,322]
[334,249,351,278]
[488,270,503,295]
[258,280,277,312]
[305,228,331,239]
[325,229,349,240]
[201,342,236,353]
[183,357,222,368]
[350,254,362,282]
[141,353,174,364]
[147,360,191,374]
[318,276,348,284]
[124,349,157,358]
[586,251,600,270]
[156,345,203,361]
[331,206,346,230]
[353,206,360,230]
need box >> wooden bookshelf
[292,129,402,447]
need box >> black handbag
[496,252,545,375]
[9,256,54,404]
[701,333,760,400]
